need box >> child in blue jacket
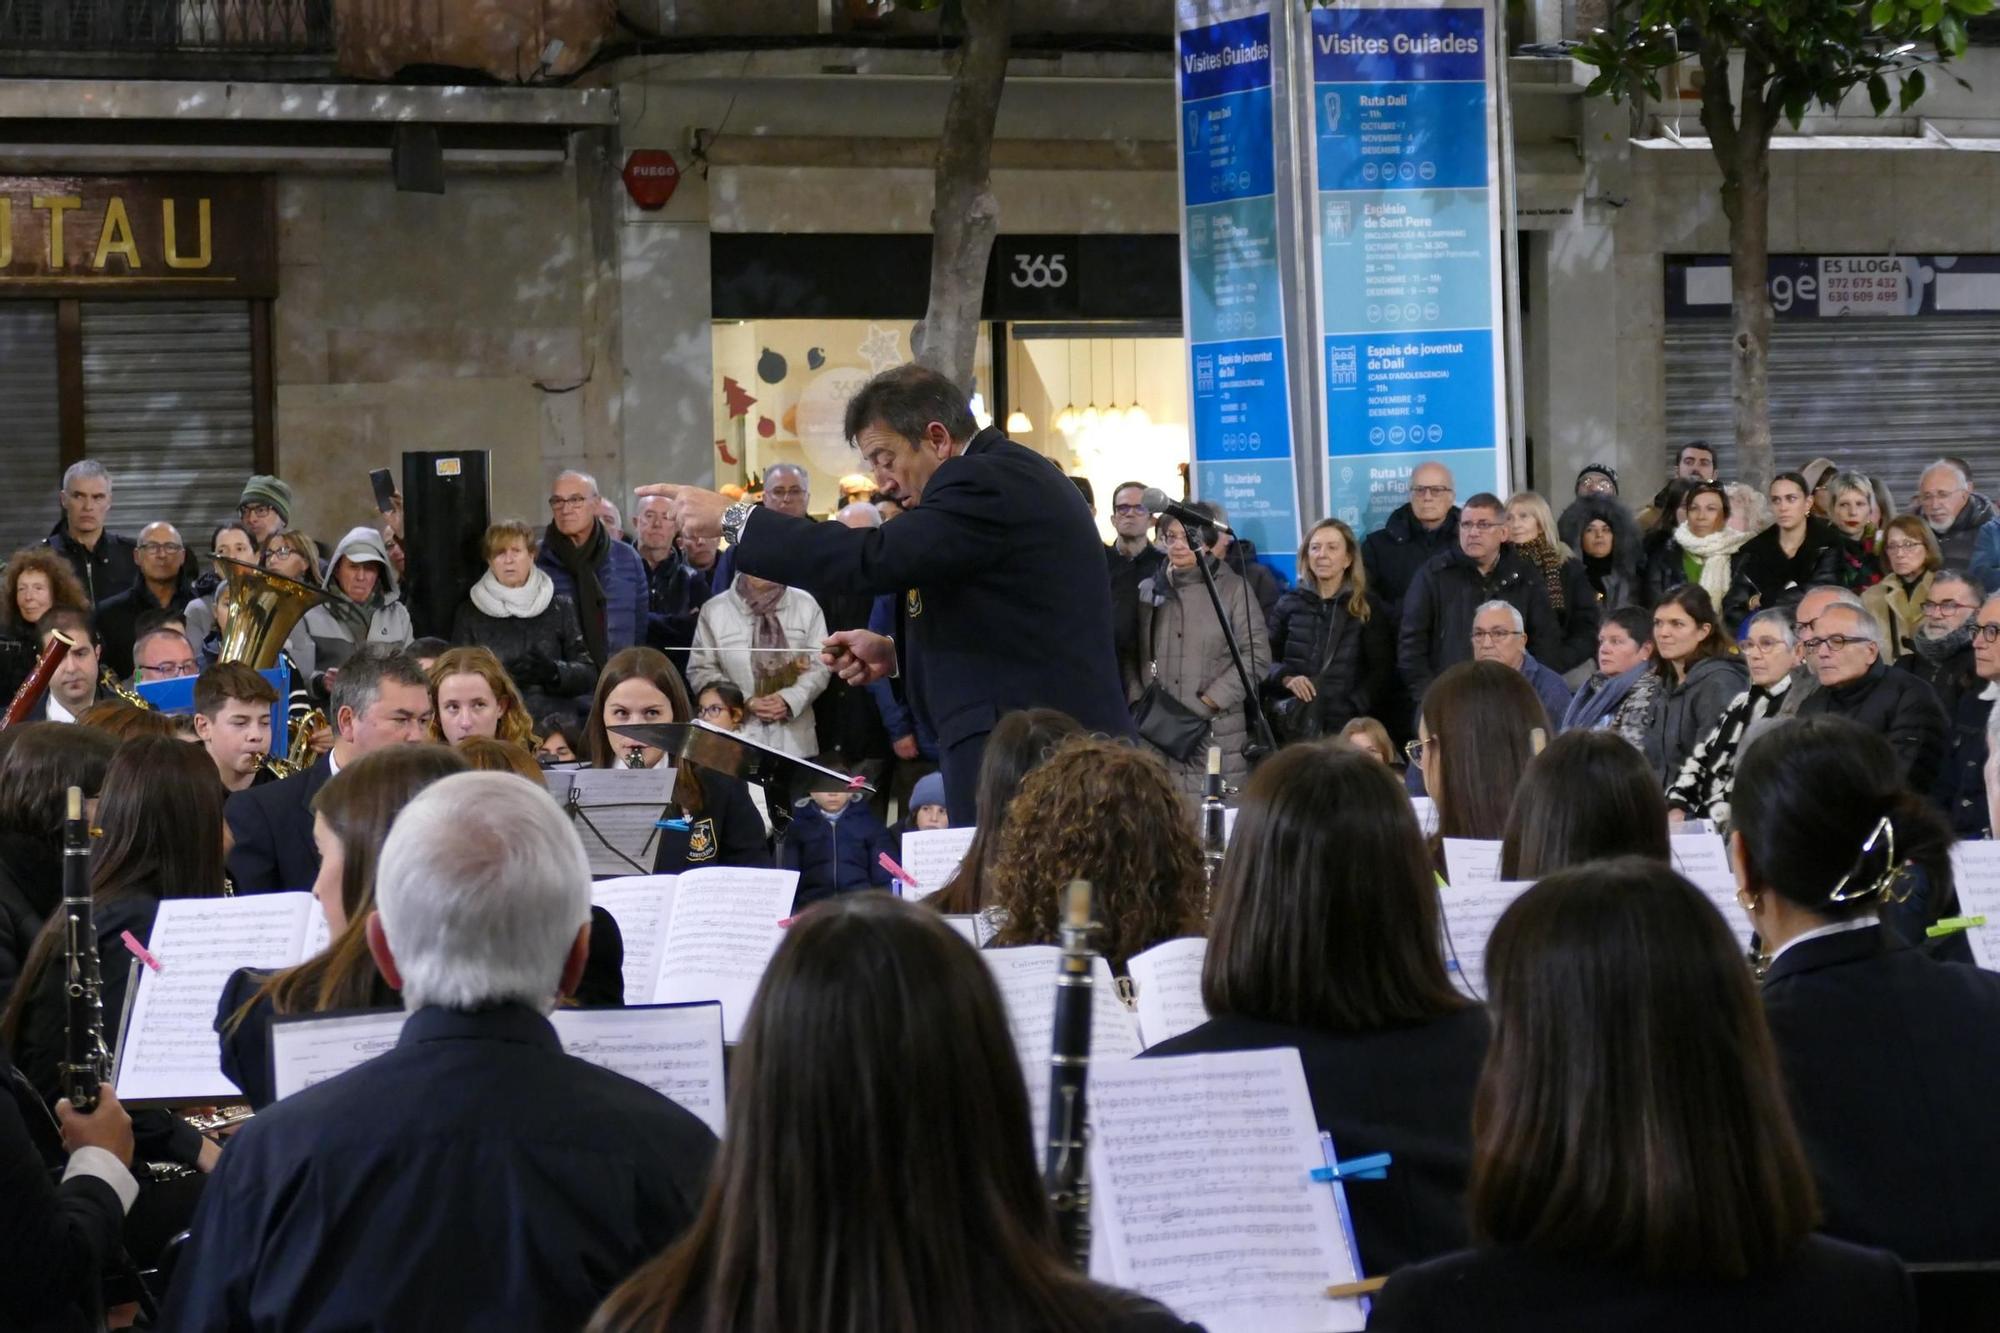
[780,755,895,910]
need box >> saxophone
[262,709,328,780]
[58,787,110,1114]
[99,668,151,711]
[1044,878,1096,1271]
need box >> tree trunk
[918,0,1011,394]
[1701,44,1776,485]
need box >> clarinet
[1044,878,1095,1270]
[58,786,109,1114]
[1200,745,1227,912]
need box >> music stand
[608,721,877,855]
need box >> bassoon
[3,630,74,728]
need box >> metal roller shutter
[0,303,61,555]
[1665,316,2000,503]
[80,300,256,543]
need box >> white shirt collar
[1981,681,2000,703]
[1768,916,1878,966]
[45,695,77,724]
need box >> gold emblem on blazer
[686,818,718,862]
[906,588,924,618]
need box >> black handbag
[1132,668,1211,763]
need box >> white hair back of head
[374,771,591,1014]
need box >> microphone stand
[1191,551,1278,765]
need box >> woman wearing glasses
[1733,716,2000,1267]
[1859,515,1943,661]
[1665,608,1800,831]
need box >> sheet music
[1441,838,1502,887]
[649,867,797,1041]
[551,766,676,877]
[269,1008,406,1101]
[1125,937,1210,1048]
[114,893,319,1104]
[303,905,332,958]
[981,946,1143,1154]
[942,915,982,946]
[1669,832,1757,954]
[1089,1049,1365,1333]
[590,876,680,1009]
[897,826,977,901]
[1410,795,1439,837]
[1673,817,1719,836]
[1438,880,1534,1001]
[550,1003,728,1139]
[268,1004,730,1139]
[1949,841,2000,971]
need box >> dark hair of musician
[456,735,543,781]
[1419,661,1549,862]
[536,713,585,756]
[1499,730,1671,880]
[0,723,115,916]
[1,547,89,636]
[842,362,978,447]
[231,745,469,1027]
[1206,743,1465,1030]
[986,736,1206,971]
[328,644,428,725]
[2,737,227,1047]
[586,646,705,813]
[1470,857,1819,1277]
[931,707,1084,916]
[590,895,1132,1333]
[35,607,96,650]
[194,662,281,718]
[1730,715,1955,922]
[76,700,180,741]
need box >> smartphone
[369,468,397,514]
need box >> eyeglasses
[238,502,275,518]
[1743,636,1791,654]
[1459,520,1505,534]
[548,494,593,509]
[1922,599,1973,615]
[1410,485,1453,499]
[135,542,184,555]
[697,703,732,719]
[765,487,807,501]
[1801,634,1872,653]
[1403,736,1437,763]
[137,660,198,679]
[1972,622,2000,644]
[1886,541,1927,554]
[1915,488,1965,505]
[1111,504,1149,516]
[1469,628,1523,643]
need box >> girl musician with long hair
[585,647,770,874]
[590,894,1197,1333]
[427,646,537,751]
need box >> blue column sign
[1177,2,1303,580]
[1309,0,1509,532]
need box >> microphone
[1140,488,1233,537]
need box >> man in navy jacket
[649,364,1133,823]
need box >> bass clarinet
[1045,878,1096,1270]
[59,786,110,1113]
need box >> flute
[1044,879,1095,1270]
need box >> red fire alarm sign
[622,149,681,210]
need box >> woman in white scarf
[450,519,598,719]
[1646,482,1753,609]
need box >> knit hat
[910,772,947,815]
[239,475,294,524]
[1575,463,1618,495]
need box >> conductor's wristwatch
[719,500,756,547]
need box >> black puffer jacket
[1361,503,1460,614]
[451,594,597,720]
[1721,517,1844,630]
[1557,494,1645,615]
[1797,661,1950,794]
[1395,545,1559,702]
[1263,584,1393,735]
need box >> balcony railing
[0,0,331,54]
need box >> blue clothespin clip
[1310,1152,1392,1183]
[656,817,690,831]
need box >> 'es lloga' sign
[0,175,276,298]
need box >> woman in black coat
[1506,491,1600,672]
[452,519,597,721]
[1733,717,2000,1266]
[1721,471,1844,631]
[1371,856,1912,1332]
[1263,518,1392,741]
[1146,745,1487,1276]
[1557,492,1644,614]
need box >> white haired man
[165,773,717,1330]
[44,460,137,605]
[537,468,649,667]
[1795,601,1949,792]
[1469,600,1572,723]
[1914,459,2000,591]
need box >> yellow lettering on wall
[32,195,81,268]
[91,197,140,271]
[162,197,212,270]
[0,199,10,267]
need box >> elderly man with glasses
[1935,591,2000,838]
[1887,569,1983,720]
[1396,492,1558,706]
[93,520,195,678]
[535,470,649,668]
[1361,462,1461,617]
[1912,460,2000,592]
[1795,601,1949,793]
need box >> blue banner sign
[1309,1,1508,534]
[1177,2,1303,580]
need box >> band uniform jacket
[1761,925,2000,1263]
[732,428,1133,823]
[162,1004,718,1332]
[650,771,773,875]
[223,754,333,894]
[1,1056,126,1333]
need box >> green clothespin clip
[1927,915,1986,939]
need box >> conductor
[647,363,1132,823]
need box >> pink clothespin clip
[846,774,869,790]
[878,852,919,891]
[122,931,164,973]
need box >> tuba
[210,556,329,671]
